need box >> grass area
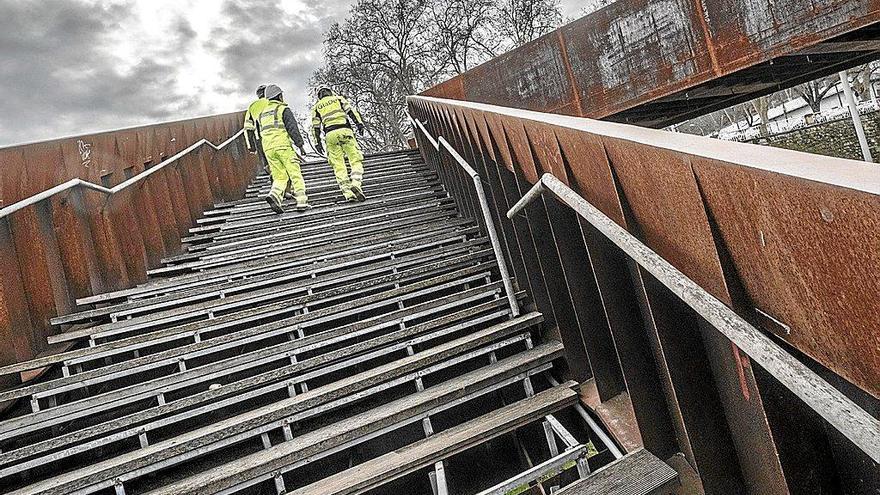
[504,441,599,494]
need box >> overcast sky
[0,0,588,147]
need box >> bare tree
[850,62,880,105]
[432,0,498,75]
[795,78,837,114]
[310,0,566,152]
[494,0,564,48]
[751,96,770,137]
[311,0,444,151]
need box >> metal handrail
[0,129,245,220]
[509,173,880,462]
[408,115,520,318]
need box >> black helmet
[317,86,333,99]
[256,84,267,98]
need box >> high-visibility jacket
[243,98,268,151]
[311,95,363,143]
[258,100,305,152]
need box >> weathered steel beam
[422,0,880,127]
[409,95,880,493]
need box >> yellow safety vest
[258,100,293,151]
[244,98,268,133]
[243,98,268,149]
[311,95,362,132]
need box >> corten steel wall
[0,112,244,206]
[0,113,258,392]
[422,0,880,122]
[408,96,879,494]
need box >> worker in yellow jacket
[311,86,366,202]
[243,84,269,171]
[259,84,308,213]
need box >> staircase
[0,150,677,494]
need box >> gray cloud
[210,0,351,110]
[0,1,192,145]
[0,0,588,147]
[0,0,353,146]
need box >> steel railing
[508,173,880,463]
[0,129,244,220]
[409,115,520,318]
[409,114,632,492]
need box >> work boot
[293,201,311,212]
[342,187,357,202]
[351,184,367,202]
[265,195,284,214]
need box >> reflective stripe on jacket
[259,100,294,151]
[311,95,363,142]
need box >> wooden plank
[10,324,552,495]
[50,237,488,344]
[0,248,487,377]
[146,363,576,495]
[0,267,498,404]
[53,222,477,326]
[284,384,579,495]
[0,303,525,475]
[1,284,506,440]
[556,449,679,495]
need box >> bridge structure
[0,1,878,494]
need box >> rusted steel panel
[462,111,532,291]
[115,130,166,266]
[82,189,131,291]
[102,187,148,285]
[521,121,629,400]
[138,127,181,254]
[184,121,221,202]
[550,128,626,226]
[499,115,593,382]
[49,190,100,301]
[423,76,466,101]
[463,34,577,115]
[0,147,25,209]
[21,141,65,198]
[0,218,37,366]
[702,0,880,74]
[176,152,209,227]
[8,205,59,355]
[563,0,714,119]
[411,96,878,492]
[422,0,880,123]
[153,126,192,237]
[61,133,121,186]
[602,140,729,299]
[602,134,788,492]
[692,156,880,399]
[599,138,788,493]
[0,112,243,205]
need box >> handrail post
[408,114,520,318]
[0,129,246,221]
[470,173,520,317]
[508,173,880,463]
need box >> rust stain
[0,112,253,381]
[422,0,880,123]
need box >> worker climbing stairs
[0,149,678,494]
